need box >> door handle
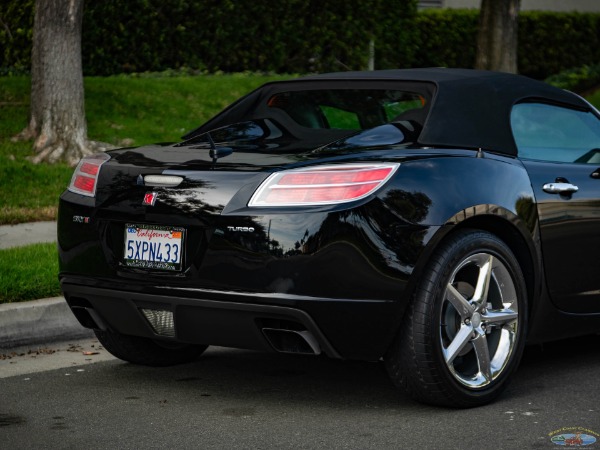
[542,182,579,194]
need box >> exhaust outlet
[70,306,108,331]
[262,328,321,355]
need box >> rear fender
[384,154,542,338]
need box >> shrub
[545,64,600,94]
[0,0,34,75]
[411,9,600,80]
[2,2,600,79]
[412,9,479,70]
[519,11,600,80]
[80,0,418,75]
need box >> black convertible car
[58,68,600,407]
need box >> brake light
[67,153,110,197]
[248,163,399,207]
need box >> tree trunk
[14,0,109,166]
[475,0,520,74]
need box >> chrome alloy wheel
[440,253,519,389]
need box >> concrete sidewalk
[0,221,91,349]
[0,220,57,249]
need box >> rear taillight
[67,153,110,197]
[248,163,399,207]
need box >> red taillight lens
[73,175,96,192]
[248,163,400,207]
[67,153,110,197]
[79,162,100,176]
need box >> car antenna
[206,132,233,167]
[476,148,484,158]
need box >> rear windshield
[267,89,427,131]
[182,81,434,152]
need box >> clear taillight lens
[67,153,110,197]
[248,163,400,207]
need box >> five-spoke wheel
[441,253,520,389]
[385,229,527,407]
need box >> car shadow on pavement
[106,348,414,409]
[87,333,600,411]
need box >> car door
[511,102,600,313]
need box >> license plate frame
[123,223,185,271]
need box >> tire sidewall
[426,230,528,406]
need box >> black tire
[95,329,208,367]
[385,229,528,407]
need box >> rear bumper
[61,279,399,360]
[59,187,433,360]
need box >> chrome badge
[72,215,90,224]
[227,226,255,233]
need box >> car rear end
[58,143,428,360]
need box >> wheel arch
[452,214,538,316]
[385,211,536,406]
[403,205,541,330]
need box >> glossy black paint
[522,160,600,314]
[59,70,600,363]
[59,145,552,360]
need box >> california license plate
[124,224,184,271]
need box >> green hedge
[519,11,600,80]
[0,0,33,75]
[412,9,479,70]
[81,0,418,75]
[2,2,600,79]
[413,9,600,80]
[545,63,600,93]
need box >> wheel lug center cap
[471,312,482,328]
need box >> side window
[511,102,600,163]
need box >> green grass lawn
[0,243,61,303]
[0,73,291,225]
[0,73,291,303]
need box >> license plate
[124,224,184,271]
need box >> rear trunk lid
[89,122,417,277]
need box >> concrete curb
[0,222,89,349]
[0,297,93,349]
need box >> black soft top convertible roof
[186,68,590,156]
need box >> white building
[419,0,600,12]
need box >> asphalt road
[1,336,599,449]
